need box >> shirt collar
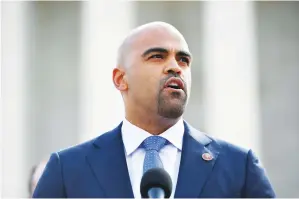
[121,118,184,156]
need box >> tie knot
[142,136,167,152]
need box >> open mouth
[164,77,184,91]
[167,84,181,90]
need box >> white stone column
[202,1,261,156]
[80,1,136,141]
[1,2,30,197]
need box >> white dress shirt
[121,118,184,198]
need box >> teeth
[169,83,179,86]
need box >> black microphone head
[140,168,172,198]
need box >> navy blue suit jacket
[33,121,275,198]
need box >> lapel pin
[202,153,213,161]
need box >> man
[33,22,275,198]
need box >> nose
[163,59,182,75]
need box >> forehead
[130,27,190,54]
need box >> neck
[125,109,181,135]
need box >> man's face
[125,27,192,119]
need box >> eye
[179,57,190,64]
[149,54,164,59]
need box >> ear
[112,68,128,91]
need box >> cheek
[129,70,158,94]
[128,63,162,99]
[142,75,160,95]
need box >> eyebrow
[141,47,192,59]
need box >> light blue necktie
[142,136,167,174]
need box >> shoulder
[208,135,250,156]
[205,134,264,169]
[56,137,96,158]
[203,133,253,170]
[186,122,250,158]
[55,123,122,159]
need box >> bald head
[117,21,189,68]
[113,21,192,128]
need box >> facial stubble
[157,79,188,119]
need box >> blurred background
[1,0,299,197]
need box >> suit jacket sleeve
[32,152,66,198]
[243,149,276,198]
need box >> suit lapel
[86,123,134,198]
[174,122,220,198]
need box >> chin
[157,93,187,118]
[157,104,185,119]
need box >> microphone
[140,168,172,199]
